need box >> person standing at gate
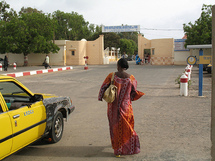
[147,53,151,64]
[3,56,8,71]
[98,58,144,157]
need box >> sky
[5,0,215,40]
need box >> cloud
[5,0,214,39]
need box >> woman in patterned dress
[98,58,144,157]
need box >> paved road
[4,62,211,161]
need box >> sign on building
[102,25,140,33]
[174,39,189,51]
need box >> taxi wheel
[50,111,64,143]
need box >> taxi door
[8,100,47,152]
[0,93,13,160]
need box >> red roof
[182,35,187,39]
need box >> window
[71,51,75,56]
[152,48,155,55]
[0,81,31,103]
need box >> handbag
[103,73,117,103]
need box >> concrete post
[13,62,16,70]
[211,5,215,161]
[180,73,188,96]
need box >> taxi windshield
[0,81,30,97]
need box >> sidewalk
[0,65,73,77]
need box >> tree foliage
[183,4,212,47]
[0,0,139,62]
[118,32,138,55]
[103,31,138,55]
[0,4,60,65]
[18,12,59,55]
[118,32,138,44]
[52,10,91,40]
[0,1,17,21]
[19,7,42,14]
[119,39,137,55]
[0,12,59,55]
[104,32,121,50]
[88,24,102,40]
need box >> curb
[2,66,73,78]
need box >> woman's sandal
[115,155,121,158]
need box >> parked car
[203,64,208,71]
[0,76,75,160]
[206,64,212,74]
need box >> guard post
[187,44,212,96]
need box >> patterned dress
[98,72,144,155]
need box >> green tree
[129,39,137,55]
[52,10,91,40]
[52,10,69,40]
[104,33,121,50]
[0,1,17,21]
[183,4,212,47]
[67,11,91,40]
[0,12,59,66]
[18,7,42,14]
[103,32,138,55]
[88,24,102,41]
[118,32,138,44]
[116,31,138,55]
[119,39,135,55]
[89,24,95,33]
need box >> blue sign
[102,25,140,33]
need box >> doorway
[144,49,151,64]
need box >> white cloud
[5,0,215,39]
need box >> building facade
[3,34,208,67]
[138,34,174,65]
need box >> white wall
[7,53,24,66]
[174,51,190,65]
[5,47,65,66]
[174,48,212,65]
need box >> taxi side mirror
[32,94,43,102]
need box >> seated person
[136,56,142,65]
[135,54,139,61]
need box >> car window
[0,81,31,103]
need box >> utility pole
[211,5,215,161]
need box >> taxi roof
[0,75,16,80]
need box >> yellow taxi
[0,76,75,160]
